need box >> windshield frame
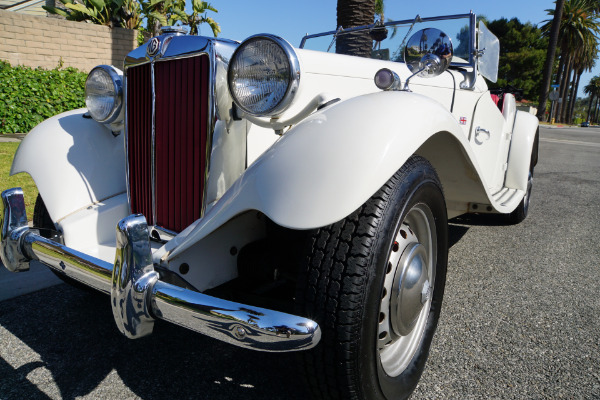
[299,12,476,68]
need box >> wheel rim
[378,203,437,377]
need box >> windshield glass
[300,13,473,65]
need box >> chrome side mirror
[403,28,453,89]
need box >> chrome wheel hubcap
[390,243,429,336]
[378,204,436,377]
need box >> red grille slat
[192,59,203,220]
[174,60,182,230]
[127,54,210,233]
[127,63,153,225]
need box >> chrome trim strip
[459,12,478,90]
[203,42,216,216]
[0,188,321,352]
[469,12,476,65]
[123,68,132,213]
[150,61,157,225]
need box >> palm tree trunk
[537,0,565,121]
[549,47,567,122]
[555,47,567,93]
[336,0,376,57]
[559,54,574,123]
[587,93,595,122]
[568,70,582,124]
[562,72,573,123]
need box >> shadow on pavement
[0,284,308,399]
[448,213,513,248]
[450,213,511,227]
[0,216,497,399]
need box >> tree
[583,75,600,121]
[557,1,599,122]
[44,0,135,28]
[336,0,376,57]
[537,0,565,121]
[487,18,548,101]
[566,39,596,123]
[44,0,220,38]
[177,0,219,36]
[121,0,142,29]
[541,0,600,123]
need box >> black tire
[33,194,95,291]
[33,194,55,234]
[506,169,532,224]
[296,155,448,400]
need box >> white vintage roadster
[1,12,538,399]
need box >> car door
[469,93,510,192]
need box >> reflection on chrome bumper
[0,188,320,352]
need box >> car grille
[126,54,210,233]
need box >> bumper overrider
[0,188,321,352]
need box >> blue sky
[198,0,594,99]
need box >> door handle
[475,126,491,142]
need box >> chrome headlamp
[228,34,300,117]
[85,65,123,124]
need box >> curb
[0,134,25,142]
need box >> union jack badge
[459,117,467,125]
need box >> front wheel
[296,156,448,399]
[507,130,538,225]
[506,169,533,224]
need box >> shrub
[0,61,87,134]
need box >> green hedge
[0,61,87,134]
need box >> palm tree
[537,0,565,121]
[560,1,599,122]
[567,39,596,123]
[584,75,600,122]
[336,0,376,57]
[541,0,600,123]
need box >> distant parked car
[581,121,590,127]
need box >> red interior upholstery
[491,94,501,110]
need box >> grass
[0,142,38,221]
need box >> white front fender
[11,109,127,222]
[166,91,482,259]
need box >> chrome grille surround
[123,35,237,236]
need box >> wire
[447,70,456,113]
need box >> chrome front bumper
[0,188,320,352]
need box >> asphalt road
[1,125,599,399]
